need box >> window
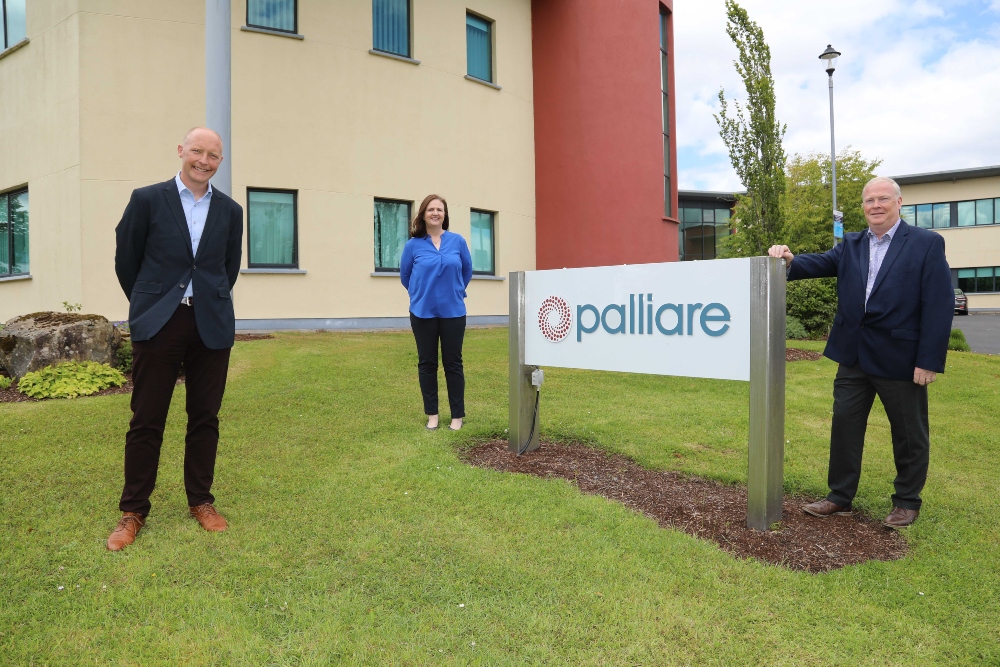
[976,198,994,226]
[374,199,411,271]
[470,209,495,274]
[957,200,975,227]
[916,204,932,229]
[247,189,297,268]
[957,267,999,294]
[247,0,296,33]
[373,0,410,58]
[2,0,26,49]
[466,13,492,82]
[678,205,731,261]
[660,6,672,218]
[0,188,29,276]
[902,198,999,229]
[932,203,950,228]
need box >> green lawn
[1,329,998,665]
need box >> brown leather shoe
[802,499,852,517]
[107,512,145,551]
[189,503,228,532]
[883,507,919,528]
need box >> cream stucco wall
[900,176,1000,309]
[68,0,534,324]
[0,2,82,321]
[77,1,207,320]
[229,0,535,320]
[900,176,1000,272]
[901,176,1000,206]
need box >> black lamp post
[820,44,842,247]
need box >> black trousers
[119,305,231,515]
[409,314,466,418]
[827,363,930,511]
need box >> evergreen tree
[715,0,786,258]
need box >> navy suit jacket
[787,220,952,380]
[115,179,244,349]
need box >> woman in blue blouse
[400,195,473,431]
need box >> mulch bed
[787,347,823,361]
[464,440,907,573]
[234,333,274,341]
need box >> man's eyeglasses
[863,196,895,206]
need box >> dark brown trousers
[119,304,231,515]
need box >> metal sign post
[747,256,786,530]
[509,272,540,454]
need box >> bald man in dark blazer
[108,128,243,551]
[769,176,953,529]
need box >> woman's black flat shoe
[426,425,439,430]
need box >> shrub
[786,278,837,339]
[116,339,133,375]
[0,376,11,389]
[785,315,808,340]
[17,362,125,399]
[949,328,971,352]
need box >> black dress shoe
[883,507,919,528]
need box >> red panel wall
[532,0,678,269]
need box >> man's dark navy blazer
[787,220,953,381]
[115,179,243,349]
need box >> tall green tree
[714,0,786,258]
[782,148,881,338]
[784,148,882,254]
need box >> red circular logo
[538,296,572,342]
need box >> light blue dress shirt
[174,172,213,298]
[865,218,900,307]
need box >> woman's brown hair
[410,194,450,238]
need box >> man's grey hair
[862,176,902,199]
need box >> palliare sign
[524,259,753,381]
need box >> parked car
[954,288,968,315]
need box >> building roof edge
[678,189,741,201]
[893,165,1000,185]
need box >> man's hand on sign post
[913,367,936,386]
[767,245,794,264]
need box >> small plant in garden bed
[115,339,133,375]
[949,328,971,352]
[0,376,11,389]
[17,361,125,399]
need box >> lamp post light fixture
[820,44,842,247]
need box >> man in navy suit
[768,176,953,528]
[108,128,243,550]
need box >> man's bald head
[177,127,224,196]
[182,127,224,152]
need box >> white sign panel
[524,259,753,381]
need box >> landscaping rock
[0,312,122,379]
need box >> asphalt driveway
[951,313,1000,355]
